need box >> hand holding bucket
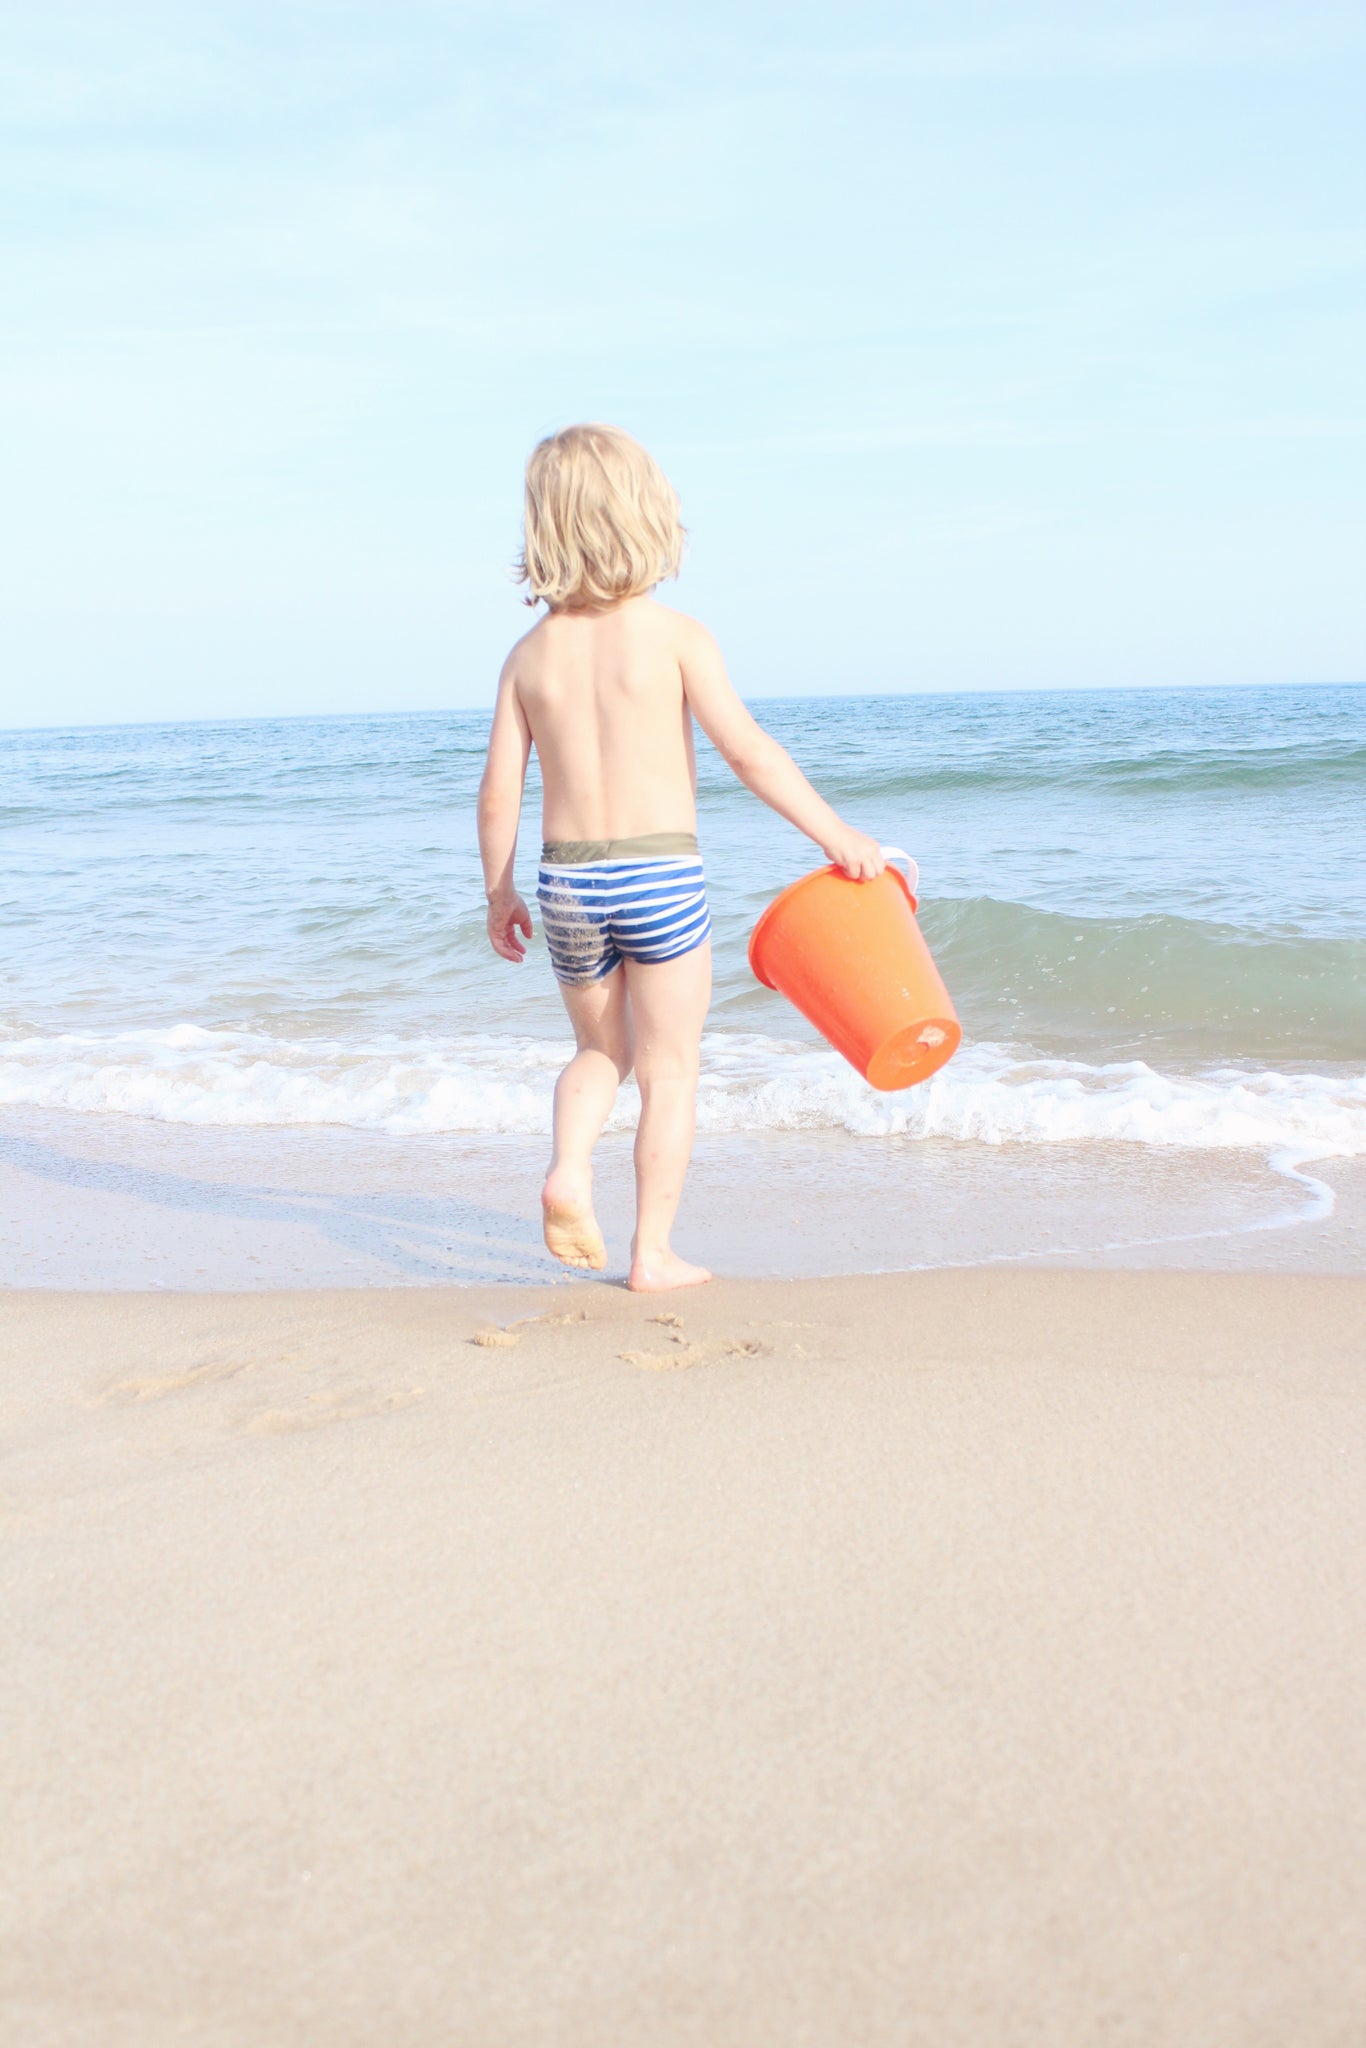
[748,847,961,1092]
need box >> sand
[4,1271,1366,2046]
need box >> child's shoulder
[503,597,714,659]
[640,599,718,657]
[499,610,554,678]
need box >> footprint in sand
[619,1342,713,1371]
[469,1309,591,1349]
[471,1318,589,1351]
[244,1386,424,1434]
[619,1335,772,1371]
[94,1353,273,1404]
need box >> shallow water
[2,684,1364,1280]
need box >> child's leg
[542,968,633,1271]
[622,942,712,1292]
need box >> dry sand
[4,1272,1366,2046]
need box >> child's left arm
[477,663,534,962]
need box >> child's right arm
[680,622,885,880]
[476,661,534,962]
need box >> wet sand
[4,1105,1365,1286]
[5,1272,1366,2046]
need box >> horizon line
[4,676,1364,740]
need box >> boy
[478,424,883,1291]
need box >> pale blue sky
[3,0,1364,727]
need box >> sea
[2,685,1364,1285]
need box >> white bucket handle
[880,846,919,898]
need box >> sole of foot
[542,1190,607,1272]
[626,1254,713,1293]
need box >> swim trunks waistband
[539,831,699,865]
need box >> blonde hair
[516,423,684,610]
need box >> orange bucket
[748,851,961,1091]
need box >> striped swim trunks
[536,833,711,986]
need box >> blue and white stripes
[536,856,711,985]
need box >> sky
[2,0,1364,728]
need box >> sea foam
[2,1023,1363,1163]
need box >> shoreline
[4,1105,1365,1288]
[6,1271,1366,2045]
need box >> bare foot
[542,1170,607,1272]
[626,1249,713,1293]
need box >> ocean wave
[801,743,1366,805]
[2,1023,1363,1160]
[919,898,1366,1059]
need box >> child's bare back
[477,424,882,1290]
[509,597,700,844]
